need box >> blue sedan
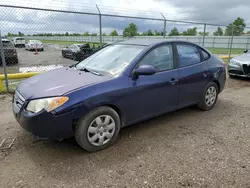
[13,39,226,152]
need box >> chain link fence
[0,3,250,92]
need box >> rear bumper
[0,55,18,64]
[13,104,75,140]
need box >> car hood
[17,67,112,99]
[233,53,250,63]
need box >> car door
[175,42,208,108]
[127,44,179,124]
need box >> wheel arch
[72,103,124,131]
[212,79,220,93]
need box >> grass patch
[41,40,86,45]
[41,40,99,47]
[41,40,244,55]
[207,48,243,55]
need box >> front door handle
[169,78,178,85]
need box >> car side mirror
[132,65,156,79]
[244,49,248,53]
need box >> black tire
[72,53,77,61]
[75,106,121,152]
[197,82,218,111]
[62,51,66,58]
[41,48,44,51]
[13,57,18,65]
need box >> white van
[13,37,26,47]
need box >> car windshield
[75,44,145,76]
[30,40,41,44]
[2,41,13,48]
[16,38,25,40]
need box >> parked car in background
[25,40,44,51]
[13,37,26,47]
[228,49,250,77]
[62,42,109,61]
[0,39,18,65]
[13,39,226,152]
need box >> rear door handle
[169,78,178,85]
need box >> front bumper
[228,63,250,77]
[13,95,75,140]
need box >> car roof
[117,39,197,46]
[1,39,10,42]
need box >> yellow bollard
[0,72,39,92]
[0,79,4,92]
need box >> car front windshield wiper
[78,67,101,76]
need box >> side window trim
[174,42,203,68]
[130,43,177,76]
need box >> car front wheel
[75,106,121,152]
[198,82,218,111]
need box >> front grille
[13,91,25,113]
[243,64,250,75]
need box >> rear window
[2,41,13,48]
[201,49,210,60]
[16,38,25,40]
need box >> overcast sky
[0,0,250,35]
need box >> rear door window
[176,44,201,67]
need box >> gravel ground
[0,77,250,188]
[0,44,75,74]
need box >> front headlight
[26,96,69,113]
[230,59,240,65]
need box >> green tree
[198,31,209,36]
[182,27,197,36]
[109,30,118,36]
[147,29,154,36]
[123,23,138,37]
[213,27,224,36]
[18,31,24,36]
[83,32,89,36]
[246,30,250,34]
[225,17,246,36]
[91,33,97,36]
[65,32,69,36]
[102,33,107,36]
[141,29,154,36]
[154,30,163,36]
[169,27,179,36]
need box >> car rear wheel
[197,82,218,111]
[75,106,121,152]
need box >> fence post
[202,24,206,47]
[96,5,102,45]
[0,31,9,92]
[161,13,166,39]
[228,26,234,62]
[213,36,215,48]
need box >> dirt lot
[1,78,250,188]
